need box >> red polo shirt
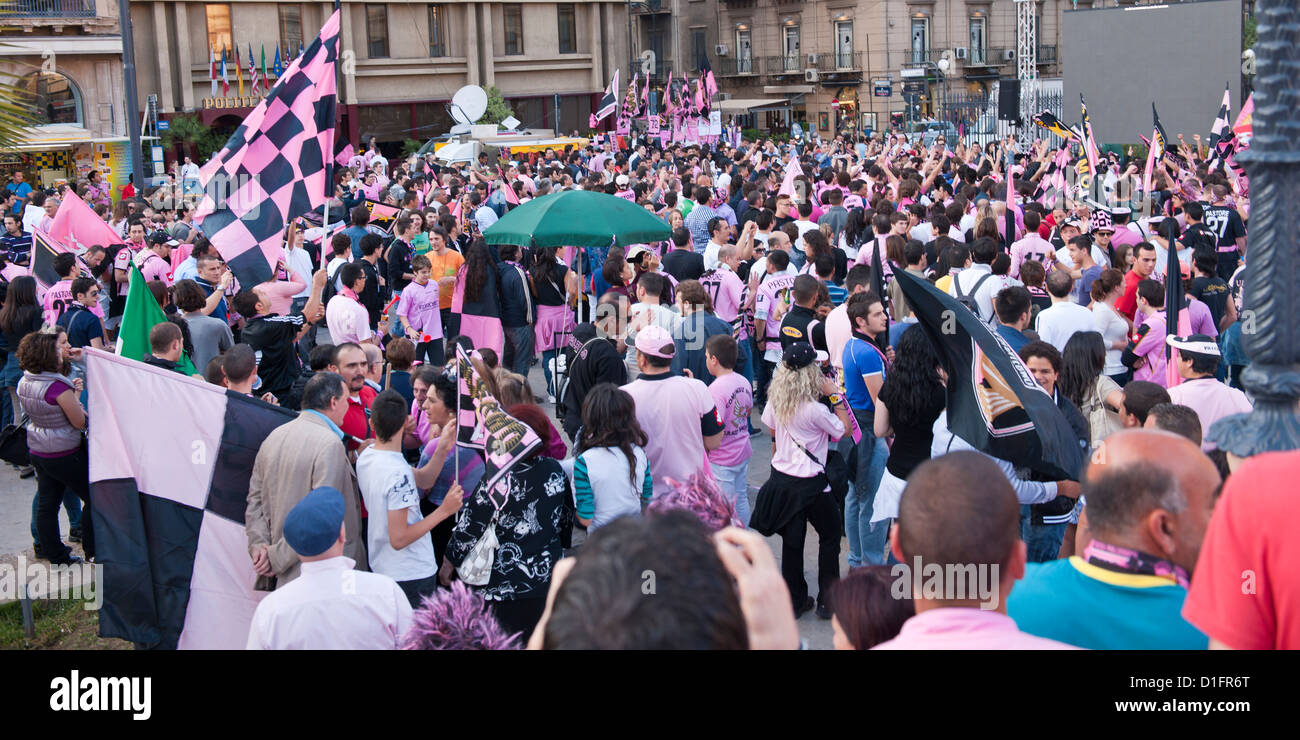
[340,385,377,450]
[1115,269,1143,321]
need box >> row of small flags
[208,43,304,97]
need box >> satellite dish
[450,85,488,126]
[449,123,472,135]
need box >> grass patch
[0,597,132,650]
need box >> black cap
[782,342,820,370]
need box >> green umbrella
[481,190,671,248]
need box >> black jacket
[560,325,628,440]
[1029,389,1091,525]
[498,261,534,329]
[358,259,385,328]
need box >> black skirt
[749,467,830,537]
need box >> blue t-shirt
[7,182,32,213]
[824,281,848,307]
[841,336,885,411]
[58,305,103,349]
[196,278,228,323]
[1007,557,1208,650]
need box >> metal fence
[0,0,96,17]
[938,87,1065,149]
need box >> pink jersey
[755,273,798,340]
[1010,233,1055,279]
[137,251,174,285]
[41,278,75,326]
[698,267,745,332]
[707,371,754,467]
[397,279,443,340]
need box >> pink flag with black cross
[194,10,340,290]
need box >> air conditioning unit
[804,69,820,82]
[715,44,729,56]
[807,53,820,66]
[954,47,969,60]
[1003,49,1016,61]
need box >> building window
[205,4,232,56]
[735,29,752,74]
[428,5,446,57]
[557,4,576,54]
[279,6,303,58]
[692,28,707,71]
[969,16,986,64]
[22,71,82,126]
[504,4,524,55]
[910,17,929,64]
[366,5,389,58]
[782,25,800,72]
[834,20,853,69]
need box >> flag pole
[324,0,342,233]
[118,0,146,196]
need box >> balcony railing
[0,0,96,17]
[764,54,803,75]
[823,50,862,71]
[716,57,758,76]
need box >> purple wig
[401,581,522,650]
[647,471,740,533]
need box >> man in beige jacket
[246,371,367,588]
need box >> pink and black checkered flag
[194,9,340,290]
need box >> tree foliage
[480,86,515,126]
[160,115,229,162]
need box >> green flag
[116,262,197,375]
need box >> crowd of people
[2,124,1295,650]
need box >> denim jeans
[1020,507,1067,562]
[31,489,83,546]
[32,445,93,562]
[710,459,751,527]
[840,407,890,567]
[541,349,559,397]
[502,324,534,379]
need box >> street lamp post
[1206,0,1300,457]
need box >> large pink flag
[48,191,124,250]
[194,10,339,290]
[777,156,804,200]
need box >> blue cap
[283,487,346,557]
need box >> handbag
[0,411,29,467]
[457,488,507,586]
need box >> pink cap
[634,325,676,359]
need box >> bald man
[872,451,1076,650]
[1007,429,1220,649]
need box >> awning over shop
[719,98,790,114]
[6,124,95,151]
[763,85,815,95]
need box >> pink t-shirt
[755,273,798,341]
[1167,378,1253,451]
[325,291,374,344]
[622,374,722,499]
[137,251,173,286]
[42,278,75,326]
[255,271,306,317]
[699,267,744,323]
[397,279,443,340]
[1010,234,1055,279]
[707,372,753,467]
[761,400,844,480]
[825,304,852,371]
[873,608,1079,650]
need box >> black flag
[892,269,1086,480]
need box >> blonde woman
[750,342,850,620]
